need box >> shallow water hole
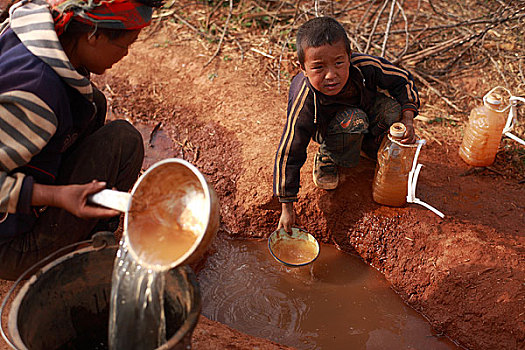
[197,238,460,350]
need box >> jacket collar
[9,0,93,101]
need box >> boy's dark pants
[316,93,402,167]
[0,90,144,280]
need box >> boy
[0,0,162,280]
[273,17,419,232]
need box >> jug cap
[486,93,502,106]
[389,122,406,138]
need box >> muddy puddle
[197,238,460,350]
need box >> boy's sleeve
[0,91,57,214]
[273,75,316,202]
[352,54,420,115]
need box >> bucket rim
[7,244,201,350]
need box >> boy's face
[301,40,350,96]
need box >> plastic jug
[372,123,414,207]
[459,90,508,166]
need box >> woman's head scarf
[47,0,154,35]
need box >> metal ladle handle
[87,189,131,213]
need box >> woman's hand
[277,202,296,233]
[400,110,417,144]
[32,181,120,219]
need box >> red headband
[48,0,153,36]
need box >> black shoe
[313,151,339,190]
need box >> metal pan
[89,158,219,271]
[268,227,320,267]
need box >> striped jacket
[273,53,420,202]
[0,1,96,240]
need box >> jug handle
[87,189,131,213]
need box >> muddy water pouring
[90,158,219,349]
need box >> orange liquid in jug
[458,102,506,167]
[372,136,414,207]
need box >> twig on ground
[233,37,245,61]
[277,38,290,93]
[392,0,409,62]
[486,166,505,176]
[365,0,389,54]
[335,0,375,16]
[381,0,396,57]
[460,167,486,176]
[484,47,509,87]
[205,0,225,30]
[355,0,377,34]
[519,58,525,87]
[204,0,234,67]
[251,47,276,59]
[171,12,209,39]
[418,128,443,146]
[149,122,162,146]
[410,69,463,112]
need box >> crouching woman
[0,0,162,280]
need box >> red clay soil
[1,25,523,350]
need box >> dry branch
[204,0,234,67]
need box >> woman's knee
[105,120,144,154]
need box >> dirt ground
[1,21,524,350]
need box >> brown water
[271,238,318,265]
[129,211,198,267]
[127,163,206,268]
[458,102,507,166]
[372,136,415,207]
[197,238,460,350]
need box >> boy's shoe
[313,151,339,190]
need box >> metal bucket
[4,239,201,350]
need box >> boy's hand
[400,110,416,144]
[277,202,295,233]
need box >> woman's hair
[296,17,351,67]
[57,19,129,53]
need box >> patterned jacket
[273,53,420,202]
[0,1,98,241]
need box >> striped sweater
[0,0,96,239]
[273,53,420,202]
